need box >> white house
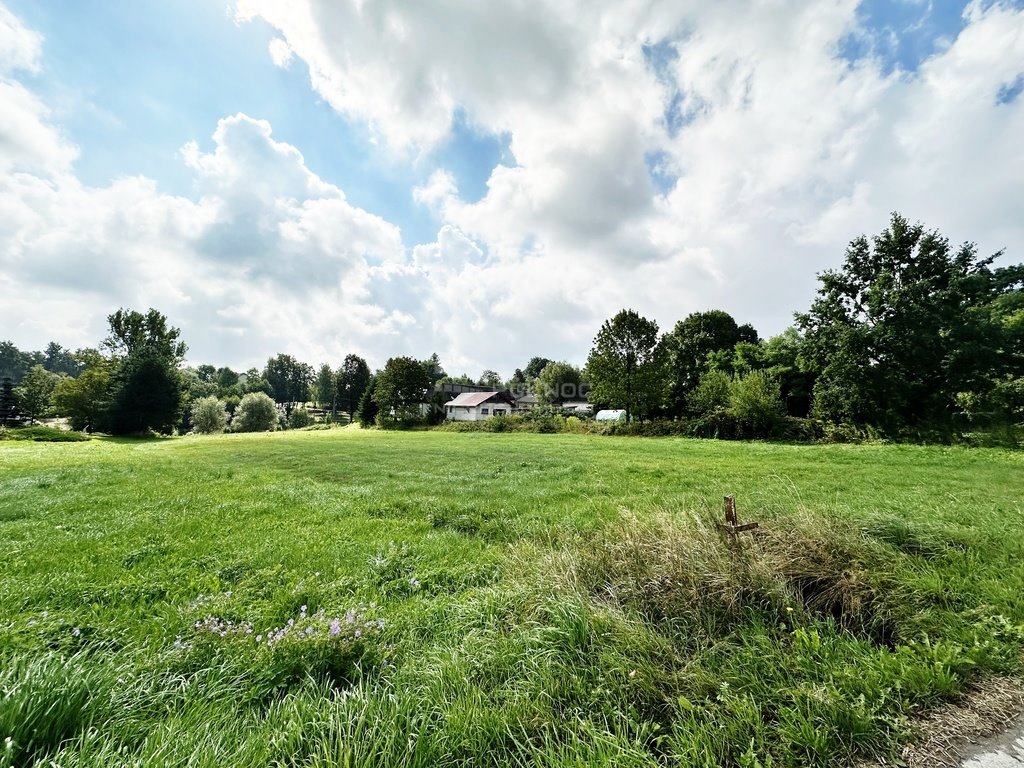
[445,391,517,421]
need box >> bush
[190,396,228,434]
[287,408,315,429]
[222,394,241,415]
[232,392,278,433]
[0,426,89,442]
[689,370,731,417]
[728,370,784,437]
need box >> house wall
[445,399,513,421]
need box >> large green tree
[796,213,1022,430]
[663,310,757,417]
[104,307,188,362]
[586,309,666,422]
[15,365,61,424]
[101,308,187,435]
[373,357,431,424]
[0,341,34,385]
[524,357,554,381]
[535,361,583,406]
[336,354,371,417]
[314,364,336,411]
[263,354,313,405]
[107,349,183,435]
[53,362,111,431]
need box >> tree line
[584,214,1023,438]
[2,213,1021,439]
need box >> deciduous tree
[797,213,1022,430]
[586,310,666,422]
[16,365,60,424]
[232,392,278,432]
[337,354,371,416]
[373,357,431,424]
[535,361,583,406]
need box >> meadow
[1,429,1023,767]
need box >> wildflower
[71,627,81,637]
[354,629,362,638]
[408,577,420,589]
[329,618,342,637]
[255,635,263,643]
[287,618,295,627]
[304,626,314,636]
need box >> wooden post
[719,495,759,539]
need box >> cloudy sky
[1,1,1022,376]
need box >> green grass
[1,430,1022,767]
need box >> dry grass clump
[553,508,896,645]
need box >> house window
[481,408,489,415]
[493,409,505,416]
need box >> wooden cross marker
[719,495,759,538]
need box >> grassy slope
[1,430,1022,767]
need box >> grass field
[1,429,1023,767]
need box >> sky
[1,0,1022,377]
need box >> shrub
[190,396,228,434]
[689,370,731,417]
[0,426,89,442]
[728,370,784,437]
[232,392,278,433]
[287,408,315,429]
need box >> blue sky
[6,0,509,246]
[1,1,1022,374]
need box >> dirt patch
[857,676,1024,768]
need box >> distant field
[1,430,1022,767]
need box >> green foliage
[357,376,379,427]
[689,369,732,416]
[0,425,89,441]
[52,363,111,432]
[586,309,666,422]
[313,364,336,411]
[103,307,187,362]
[191,396,229,434]
[664,310,758,417]
[420,353,447,388]
[336,354,371,416]
[107,349,183,436]
[373,357,431,425]
[477,369,502,388]
[232,392,278,432]
[287,408,315,429]
[263,354,313,405]
[15,365,61,424]
[535,361,584,406]
[797,213,1023,432]
[729,370,785,436]
[524,356,554,380]
[0,376,22,426]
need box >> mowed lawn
[1,430,1023,767]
